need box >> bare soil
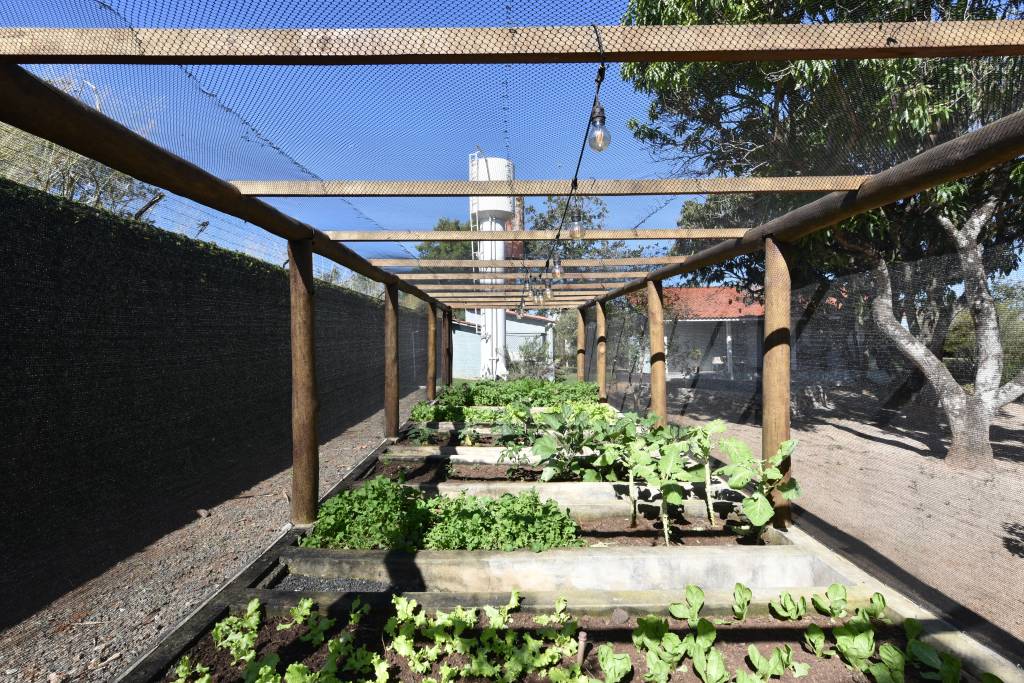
[165,607,911,682]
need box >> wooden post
[576,308,586,381]
[596,301,607,403]
[647,280,667,426]
[288,239,318,526]
[440,311,452,386]
[426,304,437,400]
[384,283,399,438]
[763,238,792,529]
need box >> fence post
[446,311,454,385]
[384,283,399,438]
[426,303,437,400]
[288,239,318,525]
[763,237,792,529]
[576,308,586,381]
[647,280,667,426]
[596,301,607,403]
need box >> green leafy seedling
[834,619,876,672]
[668,584,705,627]
[769,592,807,621]
[747,644,786,679]
[811,583,848,618]
[867,642,906,683]
[776,644,811,678]
[276,598,313,631]
[734,671,764,683]
[732,582,753,621]
[802,624,834,658]
[694,646,730,683]
[173,656,211,683]
[597,643,632,683]
[212,598,262,665]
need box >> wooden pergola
[3,19,1024,529]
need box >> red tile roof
[662,287,763,320]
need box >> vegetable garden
[2,3,1023,683]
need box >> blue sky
[9,0,698,265]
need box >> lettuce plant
[732,583,753,621]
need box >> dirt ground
[611,381,1024,665]
[0,392,426,683]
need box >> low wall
[0,179,428,627]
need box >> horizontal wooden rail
[0,65,448,311]
[328,229,744,241]
[420,284,615,292]
[450,303,583,309]
[231,177,866,196]
[584,106,1024,307]
[371,256,689,268]
[2,22,1022,65]
[399,272,644,281]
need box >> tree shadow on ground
[1002,522,1024,558]
[797,507,1024,667]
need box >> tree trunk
[945,394,995,469]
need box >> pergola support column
[576,309,586,381]
[762,238,792,529]
[384,283,399,438]
[288,239,318,525]
[647,281,667,427]
[426,303,437,400]
[440,311,452,386]
[596,301,607,403]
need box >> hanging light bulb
[587,99,611,152]
[552,255,563,279]
[567,209,584,239]
[544,282,553,301]
[533,287,543,305]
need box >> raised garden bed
[120,382,1020,682]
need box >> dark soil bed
[578,516,754,547]
[369,459,539,484]
[165,604,910,682]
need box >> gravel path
[0,391,424,683]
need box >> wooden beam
[400,272,646,281]
[0,65,448,311]
[232,177,866,196]
[420,284,616,292]
[444,311,454,385]
[288,239,318,526]
[647,280,667,427]
[4,22,1023,65]
[596,302,607,403]
[449,302,582,309]
[426,303,437,401]
[372,256,690,268]
[384,283,399,438]
[576,309,586,382]
[763,239,792,530]
[328,229,745,241]
[586,106,1024,307]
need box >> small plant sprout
[732,583,753,621]
[833,618,876,671]
[693,646,729,683]
[803,624,834,658]
[173,655,211,683]
[668,583,705,627]
[868,643,906,683]
[596,643,632,683]
[211,597,262,664]
[811,583,848,618]
[276,597,313,631]
[769,591,807,621]
[746,644,786,679]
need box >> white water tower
[469,150,514,378]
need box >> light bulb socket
[590,100,606,127]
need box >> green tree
[415,217,472,261]
[0,77,164,219]
[621,0,1024,467]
